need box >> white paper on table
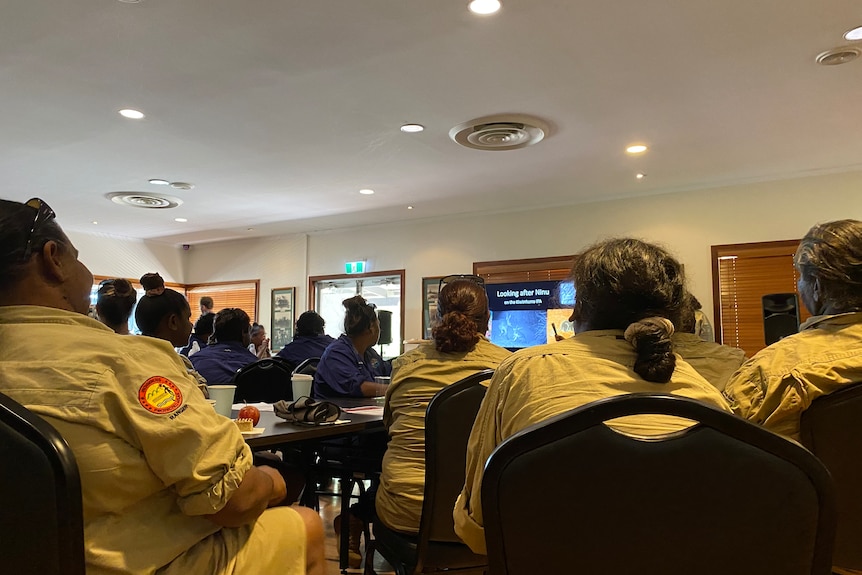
[230,402,274,412]
[342,406,384,417]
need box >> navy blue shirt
[276,334,335,368]
[179,334,208,357]
[313,334,391,398]
[189,341,257,385]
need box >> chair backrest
[481,393,835,575]
[800,382,862,570]
[292,357,320,376]
[232,356,294,403]
[0,391,86,575]
[417,369,493,552]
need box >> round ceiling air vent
[449,114,551,151]
[816,47,861,66]
[106,192,183,209]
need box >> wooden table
[236,397,385,450]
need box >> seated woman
[248,322,271,359]
[180,312,215,357]
[313,295,391,398]
[95,278,137,334]
[190,308,259,384]
[725,219,862,440]
[672,292,746,391]
[276,311,335,370]
[376,277,511,534]
[453,238,730,554]
[135,273,207,392]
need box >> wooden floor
[318,487,394,575]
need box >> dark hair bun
[140,273,166,297]
[624,317,676,383]
[433,310,480,353]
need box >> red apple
[237,405,260,426]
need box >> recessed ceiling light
[636,173,646,180]
[148,178,169,185]
[119,109,145,120]
[407,206,414,210]
[469,0,501,15]
[359,188,375,195]
[247,228,255,231]
[170,182,194,190]
[626,144,648,154]
[92,221,98,225]
[400,123,425,133]
[174,217,188,223]
[844,26,862,41]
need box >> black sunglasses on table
[438,274,486,291]
[21,197,57,262]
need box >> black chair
[366,369,494,575]
[0,391,86,575]
[232,356,294,403]
[293,356,320,376]
[481,393,836,575]
[801,382,862,572]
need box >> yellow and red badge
[138,376,184,414]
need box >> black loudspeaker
[762,293,800,346]
[377,310,393,345]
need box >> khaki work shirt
[724,312,862,441]
[375,337,511,533]
[453,330,731,555]
[0,306,259,574]
[672,332,746,391]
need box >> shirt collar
[800,311,862,331]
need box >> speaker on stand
[377,309,393,355]
[762,293,801,346]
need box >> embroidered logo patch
[138,376,183,414]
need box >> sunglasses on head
[21,198,57,262]
[438,274,486,291]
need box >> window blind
[185,281,259,326]
[712,241,809,357]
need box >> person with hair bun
[313,295,391,398]
[95,278,137,334]
[375,277,510,535]
[454,238,730,555]
[726,219,862,440]
[135,273,207,393]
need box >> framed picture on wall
[271,287,295,352]
[422,277,443,340]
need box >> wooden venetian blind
[185,281,260,325]
[712,240,810,357]
[474,255,575,284]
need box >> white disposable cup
[374,376,391,385]
[292,374,313,400]
[207,385,236,418]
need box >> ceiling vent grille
[450,114,551,151]
[106,192,183,209]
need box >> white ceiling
[2,0,860,245]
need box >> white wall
[68,170,862,340]
[183,233,309,330]
[67,231,185,284]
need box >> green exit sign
[345,261,366,274]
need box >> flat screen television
[486,280,575,351]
